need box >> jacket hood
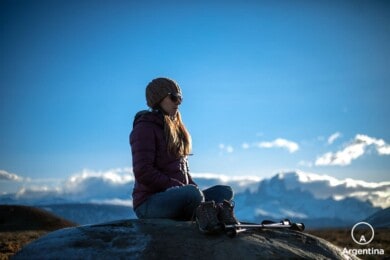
[133,110,164,128]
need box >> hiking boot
[218,200,240,226]
[195,201,222,234]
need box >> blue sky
[1,0,389,192]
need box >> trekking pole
[224,219,305,237]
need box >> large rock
[14,219,357,259]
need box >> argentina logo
[351,222,375,246]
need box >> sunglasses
[168,92,183,103]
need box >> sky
[1,0,390,194]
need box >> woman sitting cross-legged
[129,77,240,233]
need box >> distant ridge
[364,207,390,228]
[38,203,135,225]
[0,205,76,232]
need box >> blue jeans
[134,185,233,220]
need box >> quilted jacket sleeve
[130,121,184,192]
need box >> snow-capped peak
[274,170,390,208]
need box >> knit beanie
[146,77,182,108]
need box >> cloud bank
[2,168,388,209]
[0,168,261,205]
[0,168,134,205]
[0,170,23,182]
[316,134,390,166]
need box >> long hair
[163,111,192,158]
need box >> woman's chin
[171,109,178,116]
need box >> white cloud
[226,146,234,153]
[316,134,390,166]
[15,186,62,200]
[191,172,261,193]
[219,144,234,153]
[66,168,134,187]
[256,138,299,153]
[378,145,390,155]
[242,142,250,149]
[63,168,134,199]
[242,138,299,153]
[327,132,341,145]
[90,198,133,207]
[298,160,313,168]
[0,170,23,182]
[356,134,390,155]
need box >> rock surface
[14,219,358,260]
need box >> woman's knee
[217,185,234,200]
[203,185,234,203]
[220,185,233,195]
[183,185,204,204]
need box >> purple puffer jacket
[129,110,197,209]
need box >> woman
[130,77,239,233]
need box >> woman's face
[159,93,182,117]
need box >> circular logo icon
[351,222,375,245]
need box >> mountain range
[1,170,388,227]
